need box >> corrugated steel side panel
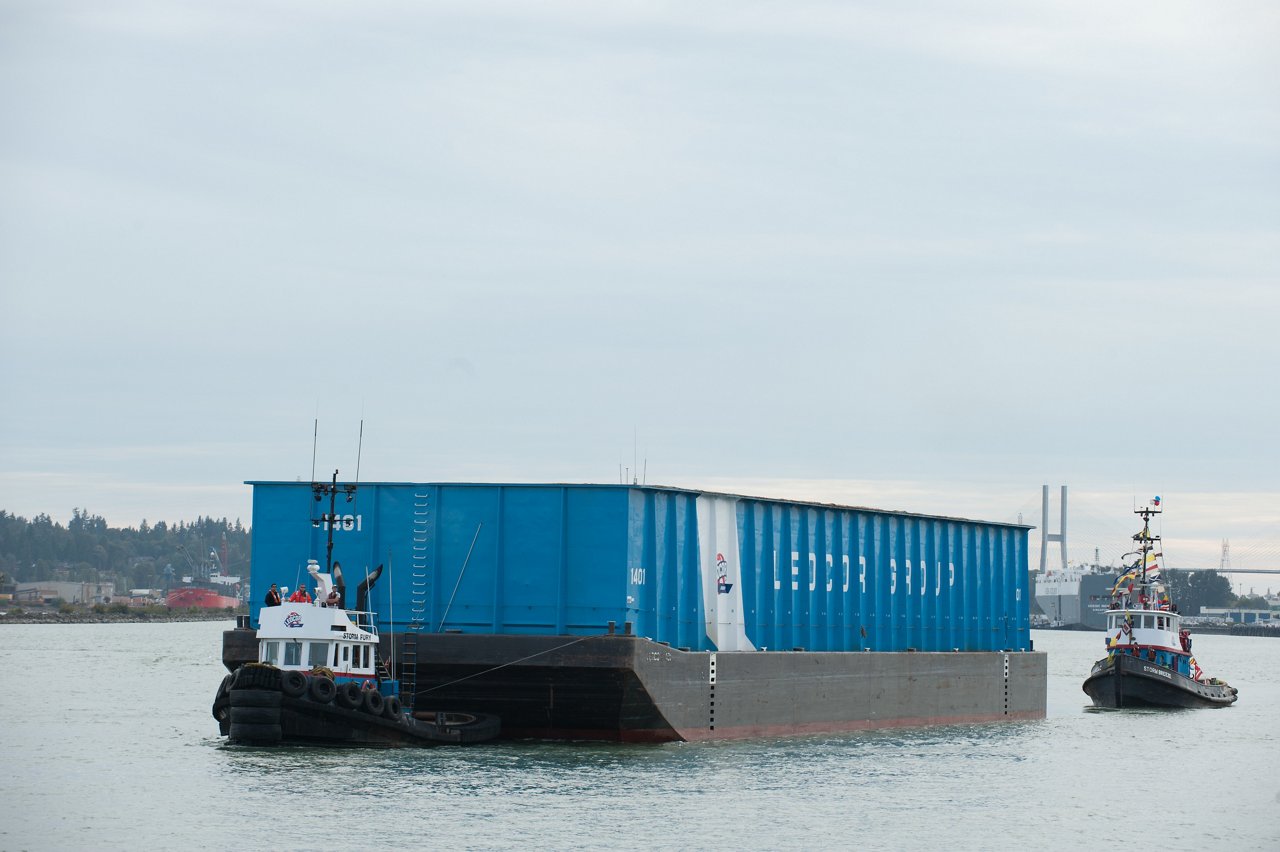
[248,482,1029,653]
[250,483,634,637]
[622,493,1029,653]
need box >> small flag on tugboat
[1152,496,1161,506]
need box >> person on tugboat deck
[264,584,282,607]
[289,586,311,604]
[325,588,341,608]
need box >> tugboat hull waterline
[213,664,499,746]
[1082,651,1236,709]
[1081,500,1237,710]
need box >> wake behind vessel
[221,477,1047,741]
[1081,501,1237,709]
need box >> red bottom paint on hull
[169,588,239,609]
[673,709,1045,742]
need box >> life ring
[281,670,308,698]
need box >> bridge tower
[1040,485,1068,573]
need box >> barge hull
[406,634,1047,741]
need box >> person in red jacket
[288,586,311,604]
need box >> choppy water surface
[1,623,1276,850]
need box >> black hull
[1082,654,1237,709]
[213,666,499,747]
[223,628,1047,742]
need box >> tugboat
[1082,500,1238,709]
[212,471,500,747]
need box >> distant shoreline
[0,609,242,625]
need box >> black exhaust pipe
[355,564,384,613]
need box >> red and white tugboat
[1082,500,1238,709]
[212,471,499,747]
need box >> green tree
[1165,569,1234,615]
[0,510,251,593]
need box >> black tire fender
[229,722,282,744]
[336,681,363,710]
[309,676,337,704]
[230,706,280,726]
[382,695,403,720]
[230,688,282,708]
[362,688,385,716]
[281,670,307,698]
[212,675,233,721]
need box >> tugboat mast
[1134,501,1160,599]
[312,469,356,574]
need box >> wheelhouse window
[308,642,330,668]
[342,645,350,663]
[284,642,302,666]
[362,645,370,669]
[262,641,280,665]
[333,644,340,666]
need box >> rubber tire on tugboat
[309,676,337,704]
[212,675,233,721]
[281,670,307,698]
[230,706,280,726]
[382,695,402,720]
[230,688,282,708]
[229,722,282,744]
[336,681,362,710]
[233,664,281,692]
[361,689,385,716]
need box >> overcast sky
[2,1,1278,589]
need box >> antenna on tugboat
[354,419,364,492]
[326,469,339,574]
[310,418,319,485]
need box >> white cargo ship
[1034,563,1115,629]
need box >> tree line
[0,509,251,593]
[1164,568,1266,614]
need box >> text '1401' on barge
[221,480,1047,742]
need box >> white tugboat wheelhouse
[256,560,380,681]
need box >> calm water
[1,623,1277,850]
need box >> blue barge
[223,481,1047,741]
